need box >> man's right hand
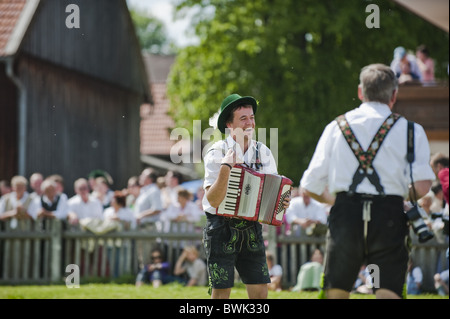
[222,148,243,168]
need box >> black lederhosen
[203,213,270,289]
[322,192,410,298]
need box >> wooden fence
[271,224,448,292]
[0,219,448,293]
[0,219,203,285]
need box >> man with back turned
[300,63,435,299]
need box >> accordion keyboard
[220,168,242,214]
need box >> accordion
[217,165,293,226]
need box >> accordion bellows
[217,165,293,226]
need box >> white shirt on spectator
[68,194,103,220]
[104,206,136,229]
[134,183,163,223]
[285,196,328,225]
[162,200,202,233]
[28,194,68,220]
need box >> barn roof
[0,0,150,101]
[0,0,37,57]
[140,52,176,155]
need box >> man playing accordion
[202,94,291,299]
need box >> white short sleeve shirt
[300,102,435,198]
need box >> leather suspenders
[336,113,402,196]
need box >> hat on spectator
[394,46,406,60]
[88,169,114,185]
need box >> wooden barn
[0,0,151,195]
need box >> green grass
[0,283,447,299]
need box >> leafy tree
[129,8,176,54]
[167,0,449,182]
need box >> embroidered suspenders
[336,113,402,195]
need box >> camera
[405,204,434,243]
[431,212,449,236]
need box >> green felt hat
[217,94,257,133]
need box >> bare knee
[246,284,268,299]
[211,288,232,299]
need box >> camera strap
[407,120,418,204]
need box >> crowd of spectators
[0,151,448,294]
[390,44,436,86]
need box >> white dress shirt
[28,193,68,220]
[134,183,163,223]
[104,206,136,229]
[202,135,278,214]
[162,200,203,233]
[301,102,435,198]
[285,196,328,225]
[68,195,103,220]
[0,191,31,213]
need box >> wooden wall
[393,84,449,141]
[0,62,18,181]
[21,0,148,96]
[17,54,143,195]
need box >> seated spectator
[135,247,171,288]
[0,179,11,198]
[0,176,33,225]
[434,268,449,296]
[103,190,136,230]
[28,179,68,221]
[173,246,207,287]
[285,188,328,236]
[47,174,68,199]
[398,60,421,85]
[292,248,324,292]
[46,174,70,217]
[91,176,114,209]
[67,178,103,226]
[267,250,283,291]
[29,172,44,198]
[390,46,422,81]
[162,188,202,233]
[134,168,163,228]
[194,185,205,211]
[125,176,140,210]
[416,44,435,84]
[406,257,423,295]
[87,169,114,193]
[161,170,183,209]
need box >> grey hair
[359,64,398,104]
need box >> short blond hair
[74,178,89,190]
[11,176,28,188]
[184,246,199,257]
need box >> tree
[129,8,176,54]
[167,0,449,182]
